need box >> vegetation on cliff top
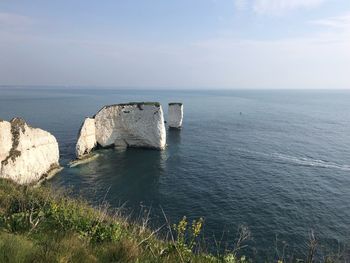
[0,178,247,263]
[93,102,161,116]
[0,178,346,263]
[105,102,161,109]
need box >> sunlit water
[1,88,350,260]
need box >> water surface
[1,88,350,260]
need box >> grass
[94,102,161,115]
[105,102,161,108]
[0,178,347,263]
[126,102,161,107]
[0,178,247,263]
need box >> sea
[1,88,350,260]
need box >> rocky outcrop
[168,103,183,129]
[0,118,60,185]
[76,118,96,159]
[76,102,166,159]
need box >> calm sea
[1,88,350,260]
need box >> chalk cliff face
[0,118,60,185]
[76,103,166,159]
[168,103,183,129]
[76,118,96,159]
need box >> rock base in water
[69,153,99,167]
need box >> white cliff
[76,117,96,159]
[76,102,166,159]
[168,103,183,129]
[0,118,60,185]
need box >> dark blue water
[1,88,350,260]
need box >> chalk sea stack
[76,117,96,158]
[168,103,183,129]
[76,102,166,159]
[0,118,61,185]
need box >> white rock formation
[168,103,183,129]
[0,118,60,185]
[76,117,96,159]
[76,103,166,159]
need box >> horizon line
[1,85,350,91]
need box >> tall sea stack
[76,102,166,159]
[168,103,183,129]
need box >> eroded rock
[0,118,60,184]
[76,117,96,159]
[76,102,166,159]
[168,103,183,129]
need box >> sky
[0,0,350,89]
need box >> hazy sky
[0,0,350,89]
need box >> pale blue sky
[0,0,350,89]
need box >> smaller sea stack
[168,103,183,129]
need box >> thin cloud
[234,0,248,11]
[254,0,325,14]
[310,12,350,29]
[233,0,326,15]
[0,12,33,28]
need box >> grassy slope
[0,179,345,263]
[0,179,245,263]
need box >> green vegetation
[0,178,346,263]
[125,102,161,107]
[94,102,161,116]
[0,178,247,263]
[105,102,161,108]
[169,102,183,106]
[1,118,25,166]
